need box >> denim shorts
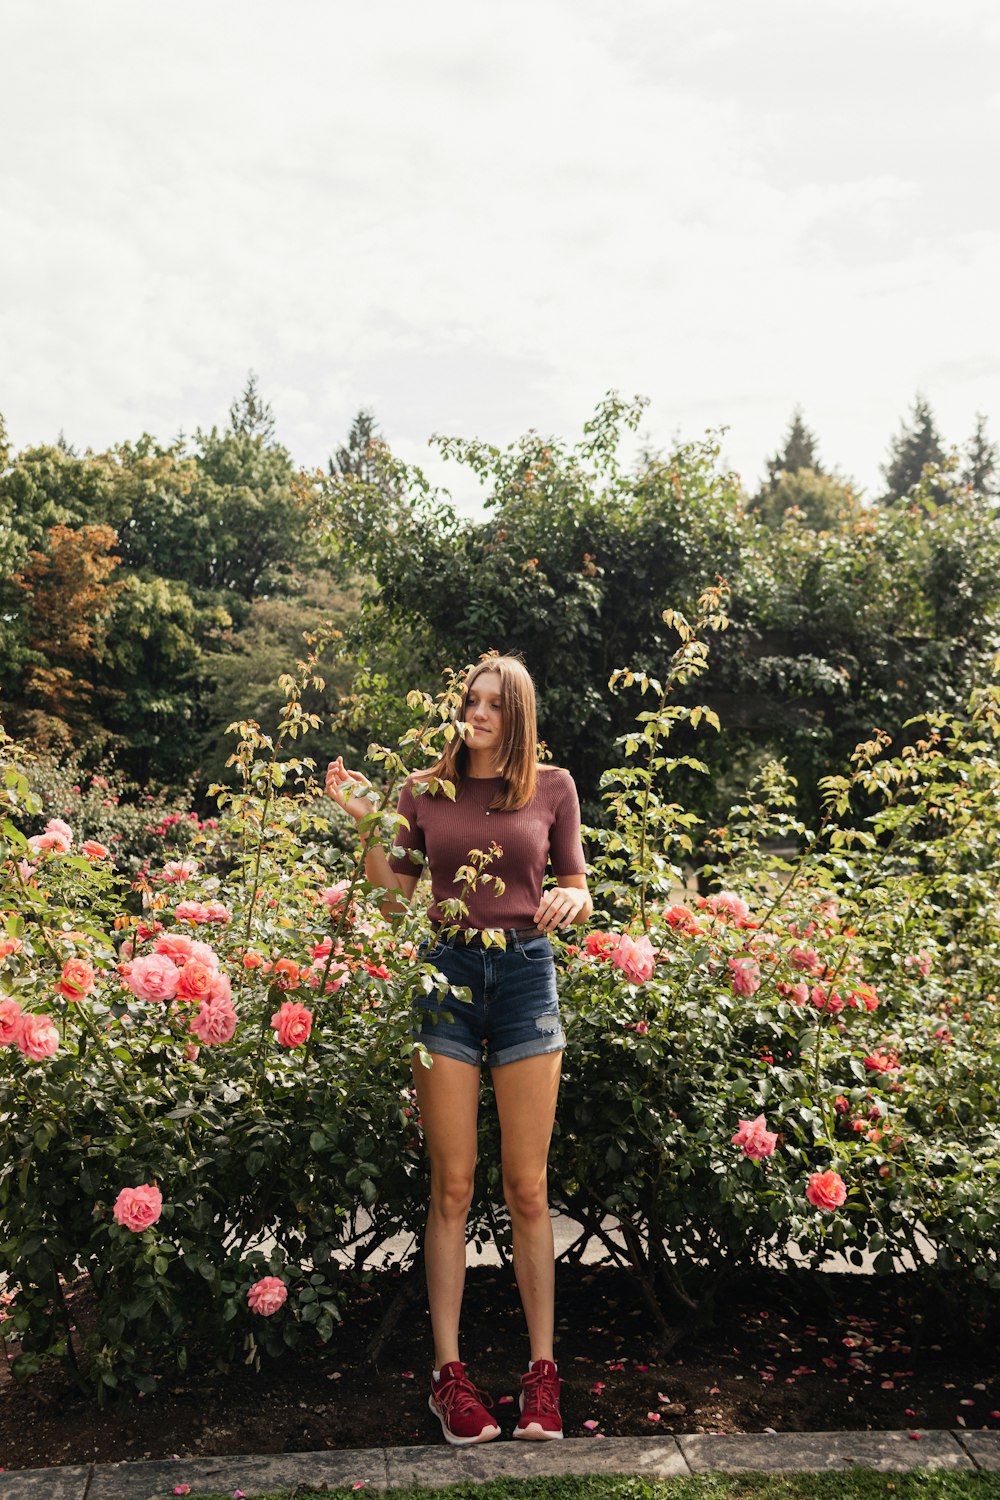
[411,930,564,1068]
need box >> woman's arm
[325,757,420,910]
[533,873,593,935]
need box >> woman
[326,656,592,1446]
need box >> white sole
[428,1394,500,1446]
[513,1389,563,1440]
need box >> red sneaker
[428,1361,501,1446]
[513,1358,563,1440]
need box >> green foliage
[0,384,350,786]
[751,469,855,531]
[3,610,1000,1401]
[183,1478,1000,1500]
[319,395,1000,830]
[319,394,745,809]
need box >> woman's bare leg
[491,1051,562,1363]
[412,1051,481,1369]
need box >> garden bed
[1,1264,997,1472]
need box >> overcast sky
[2,0,999,508]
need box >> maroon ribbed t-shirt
[387,767,587,929]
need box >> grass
[184,1472,1000,1500]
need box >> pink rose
[270,1000,313,1048]
[208,968,232,1003]
[610,934,656,985]
[46,817,74,843]
[0,997,24,1046]
[17,1013,59,1060]
[663,904,702,935]
[812,986,844,1015]
[126,952,181,1003]
[174,900,208,925]
[189,995,238,1045]
[731,1114,778,1160]
[318,880,351,911]
[175,958,218,1004]
[705,891,750,923]
[17,859,38,882]
[905,950,933,977]
[200,902,231,925]
[304,961,350,994]
[864,1049,900,1073]
[777,980,809,1006]
[849,984,879,1013]
[81,840,110,860]
[247,1276,288,1316]
[27,830,71,855]
[113,1183,163,1232]
[161,859,198,884]
[153,932,195,966]
[584,931,617,961]
[56,957,96,1001]
[805,1169,847,1212]
[187,941,220,968]
[789,946,824,976]
[728,954,761,997]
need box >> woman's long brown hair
[419,655,540,811]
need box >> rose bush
[1,598,999,1400]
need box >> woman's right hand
[324,757,376,824]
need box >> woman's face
[464,670,504,750]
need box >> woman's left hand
[533,885,592,933]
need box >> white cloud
[0,0,998,506]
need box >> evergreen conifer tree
[229,372,276,443]
[762,408,822,492]
[960,413,998,500]
[881,395,946,502]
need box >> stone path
[1,1432,997,1499]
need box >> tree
[114,414,320,603]
[10,525,124,749]
[96,573,222,783]
[320,393,747,802]
[960,413,998,501]
[319,394,1000,830]
[753,468,856,531]
[761,408,823,493]
[228,371,276,443]
[881,395,947,502]
[328,408,402,510]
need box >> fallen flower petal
[583,1419,599,1431]
[174,1488,191,1496]
[646,1411,661,1422]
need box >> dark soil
[1,1265,998,1472]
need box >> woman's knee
[502,1171,549,1225]
[429,1169,476,1221]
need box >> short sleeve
[548,772,587,876]
[387,780,426,876]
